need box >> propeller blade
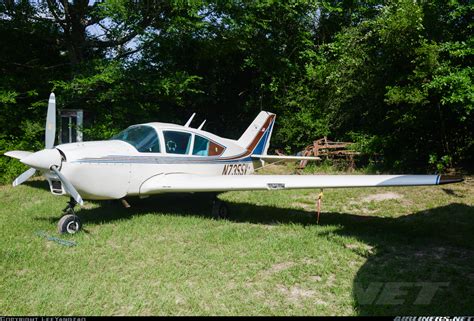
[4,150,33,160]
[12,168,36,187]
[50,166,84,205]
[45,92,56,149]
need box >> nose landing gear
[57,197,82,234]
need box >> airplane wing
[140,173,462,194]
[4,150,33,160]
[251,154,321,163]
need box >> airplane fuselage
[46,122,260,200]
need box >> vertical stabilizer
[237,111,276,155]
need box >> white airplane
[4,93,463,234]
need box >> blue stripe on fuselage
[71,155,253,165]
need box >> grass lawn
[1,166,473,316]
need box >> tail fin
[237,111,276,155]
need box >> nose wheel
[58,214,82,234]
[57,198,82,234]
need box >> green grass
[1,168,473,316]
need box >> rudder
[237,111,276,155]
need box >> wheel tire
[212,200,229,220]
[57,214,82,234]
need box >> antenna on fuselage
[197,119,206,130]
[184,113,196,127]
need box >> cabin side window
[192,134,225,156]
[111,125,160,153]
[193,135,209,156]
[163,131,192,154]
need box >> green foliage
[429,154,454,173]
[81,115,120,141]
[0,90,18,104]
[0,120,44,184]
[280,0,473,171]
[347,132,382,155]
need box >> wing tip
[438,175,464,185]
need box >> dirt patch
[249,222,278,230]
[326,274,336,287]
[345,243,374,252]
[309,275,323,282]
[414,246,449,260]
[81,202,96,210]
[293,202,315,211]
[15,269,30,276]
[361,192,402,202]
[277,284,316,302]
[175,294,186,305]
[301,258,317,265]
[342,205,379,215]
[260,261,295,278]
[276,284,328,306]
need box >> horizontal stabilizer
[251,154,321,163]
[4,150,33,160]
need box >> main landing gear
[212,197,229,220]
[57,197,82,234]
[56,195,228,234]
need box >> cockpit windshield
[111,125,161,153]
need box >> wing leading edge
[140,174,462,195]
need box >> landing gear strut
[57,197,82,234]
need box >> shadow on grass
[34,192,474,315]
[24,179,50,191]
